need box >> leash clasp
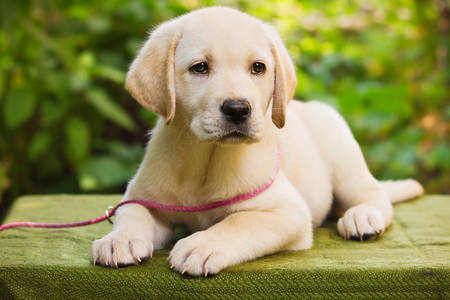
[105,206,114,224]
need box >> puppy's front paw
[169,231,229,277]
[92,231,153,267]
[337,204,385,241]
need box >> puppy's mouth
[198,120,260,144]
[223,131,247,139]
[218,130,252,144]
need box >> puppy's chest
[156,207,227,232]
[163,165,250,204]
[163,175,223,204]
[147,151,269,230]
[153,174,241,231]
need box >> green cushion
[0,195,449,299]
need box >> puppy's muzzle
[220,99,251,125]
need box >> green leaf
[3,87,37,129]
[29,132,52,160]
[65,117,90,165]
[361,84,412,118]
[425,145,450,170]
[92,64,126,84]
[105,142,144,163]
[86,89,135,130]
[78,156,135,191]
[42,98,68,126]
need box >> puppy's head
[126,7,297,144]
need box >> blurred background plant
[0,0,448,218]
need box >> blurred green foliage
[0,0,448,208]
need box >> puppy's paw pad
[337,204,386,241]
[92,231,153,267]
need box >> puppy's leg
[335,183,392,241]
[169,181,312,276]
[92,203,172,267]
[300,101,392,240]
[329,124,392,241]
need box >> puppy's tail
[380,179,425,204]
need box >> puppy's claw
[349,232,379,241]
[362,233,376,241]
[131,256,141,265]
[350,235,360,241]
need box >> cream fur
[92,7,424,276]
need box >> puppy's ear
[126,20,183,124]
[265,24,297,128]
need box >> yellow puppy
[92,7,424,276]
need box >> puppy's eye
[251,62,265,74]
[190,62,209,74]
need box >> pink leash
[0,146,281,232]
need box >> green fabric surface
[0,195,449,299]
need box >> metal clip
[105,206,114,224]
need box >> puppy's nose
[220,99,251,124]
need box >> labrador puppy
[92,7,424,276]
